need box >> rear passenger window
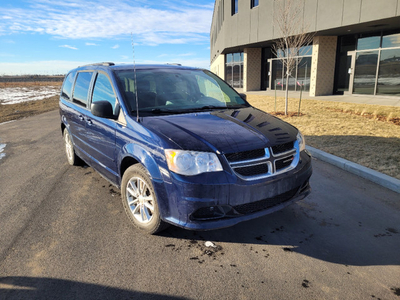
[61,71,76,101]
[73,72,93,107]
[92,73,116,110]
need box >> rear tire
[121,164,168,234]
[63,129,80,166]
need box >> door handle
[78,115,84,121]
[87,119,93,125]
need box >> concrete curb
[306,146,400,194]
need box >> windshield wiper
[199,105,227,110]
[178,105,227,113]
[139,105,248,115]
[148,108,189,115]
[150,108,172,114]
[196,104,248,111]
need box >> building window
[251,0,259,8]
[353,31,400,96]
[353,51,379,95]
[231,0,238,15]
[226,52,243,88]
[377,48,400,96]
[382,33,400,48]
[357,35,380,51]
[269,47,313,92]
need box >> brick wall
[310,36,338,96]
[243,48,261,92]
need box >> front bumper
[154,150,312,230]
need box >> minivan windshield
[115,68,249,116]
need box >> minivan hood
[141,107,298,154]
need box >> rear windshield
[114,68,248,116]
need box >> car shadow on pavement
[0,276,188,300]
[158,196,400,267]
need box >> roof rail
[79,62,115,67]
[166,63,182,66]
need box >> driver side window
[195,75,226,103]
[92,73,117,111]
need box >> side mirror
[239,93,247,101]
[91,101,115,119]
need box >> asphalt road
[0,110,399,300]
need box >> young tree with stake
[272,0,314,116]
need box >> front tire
[121,164,168,234]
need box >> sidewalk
[242,89,400,107]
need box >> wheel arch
[119,144,163,183]
[61,122,66,135]
[120,156,140,179]
[60,114,69,136]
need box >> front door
[85,72,119,183]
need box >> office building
[210,0,400,97]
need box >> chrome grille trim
[225,140,300,180]
[229,148,270,167]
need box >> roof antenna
[131,32,140,122]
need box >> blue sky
[0,0,214,75]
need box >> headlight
[297,131,306,152]
[165,149,223,176]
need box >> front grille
[234,163,269,177]
[233,187,299,214]
[275,155,294,171]
[225,148,265,162]
[224,140,297,180]
[271,141,294,155]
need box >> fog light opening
[191,205,233,221]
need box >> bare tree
[272,0,314,115]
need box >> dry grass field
[247,95,400,179]
[0,95,59,123]
[1,82,399,179]
[0,81,61,123]
[0,81,62,88]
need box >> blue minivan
[60,63,312,234]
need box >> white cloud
[178,52,196,57]
[0,60,90,75]
[59,45,78,50]
[0,0,212,45]
[0,53,15,57]
[112,44,120,49]
[85,42,98,46]
[136,58,210,69]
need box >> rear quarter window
[61,71,76,101]
[72,72,94,108]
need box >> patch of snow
[0,144,5,160]
[0,120,16,126]
[0,86,60,105]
